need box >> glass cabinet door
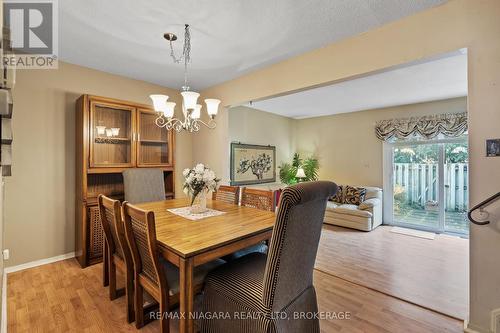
[136,109,172,167]
[90,101,135,168]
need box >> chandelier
[150,24,220,132]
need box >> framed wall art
[230,142,276,186]
[486,138,500,157]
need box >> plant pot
[190,190,208,214]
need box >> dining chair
[97,194,134,323]
[122,202,224,332]
[240,187,275,211]
[223,187,274,261]
[122,168,166,204]
[200,181,338,332]
[212,185,240,205]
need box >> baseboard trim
[464,319,485,333]
[4,252,75,274]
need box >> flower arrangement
[183,164,220,209]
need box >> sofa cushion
[327,203,373,218]
[329,185,344,203]
[343,186,366,205]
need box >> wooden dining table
[135,198,276,333]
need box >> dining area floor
[6,231,463,333]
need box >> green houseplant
[278,153,319,185]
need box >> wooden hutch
[75,95,175,268]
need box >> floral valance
[375,112,468,141]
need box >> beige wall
[195,1,500,331]
[227,106,296,184]
[296,97,467,187]
[5,61,191,267]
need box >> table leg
[179,257,194,333]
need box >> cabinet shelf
[94,137,130,144]
[139,139,168,144]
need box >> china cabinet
[75,95,175,267]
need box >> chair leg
[126,266,135,323]
[159,292,170,333]
[103,241,109,287]
[109,256,118,300]
[134,277,144,329]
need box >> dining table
[135,197,276,333]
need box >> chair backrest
[262,181,337,311]
[122,168,166,204]
[98,194,125,260]
[212,185,240,205]
[122,202,167,291]
[241,188,274,211]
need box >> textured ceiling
[248,52,467,119]
[59,0,446,90]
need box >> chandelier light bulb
[164,102,176,118]
[205,99,221,117]
[192,104,202,119]
[181,91,200,110]
[150,94,169,112]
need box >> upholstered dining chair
[200,181,338,333]
[212,185,240,205]
[240,187,275,211]
[97,194,134,323]
[122,202,224,332]
[122,168,165,204]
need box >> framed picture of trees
[230,142,276,186]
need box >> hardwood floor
[316,225,469,320]
[7,257,463,332]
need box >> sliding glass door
[384,139,469,235]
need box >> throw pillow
[329,185,343,203]
[343,186,367,205]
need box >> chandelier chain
[169,24,191,90]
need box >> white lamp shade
[181,91,200,110]
[192,104,202,119]
[150,94,169,112]
[205,99,221,116]
[164,102,176,118]
[296,167,306,178]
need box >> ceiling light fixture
[150,24,220,132]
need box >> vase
[190,189,208,214]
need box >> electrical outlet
[491,308,500,333]
[2,249,9,260]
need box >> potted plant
[278,153,319,185]
[183,163,220,214]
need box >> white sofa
[324,186,382,231]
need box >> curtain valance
[375,112,467,141]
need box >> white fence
[393,163,468,211]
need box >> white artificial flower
[182,168,190,177]
[195,163,205,174]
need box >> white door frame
[383,137,468,235]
